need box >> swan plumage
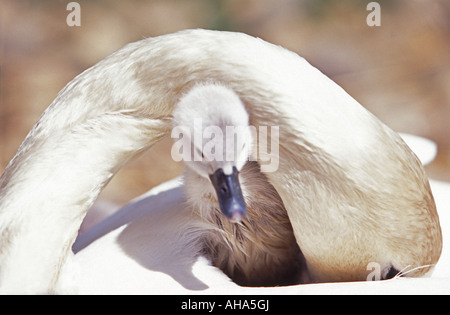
[0,29,442,293]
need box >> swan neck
[0,95,170,293]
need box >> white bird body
[63,177,450,294]
[0,29,442,293]
[66,178,237,294]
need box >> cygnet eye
[220,185,228,195]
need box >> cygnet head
[172,83,253,222]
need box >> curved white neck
[0,39,177,292]
[0,112,168,292]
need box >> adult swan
[0,29,442,293]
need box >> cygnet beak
[209,166,247,223]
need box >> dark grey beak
[209,166,246,222]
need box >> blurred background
[1,0,449,224]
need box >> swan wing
[63,177,234,294]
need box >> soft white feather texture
[0,29,443,293]
[172,83,252,176]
